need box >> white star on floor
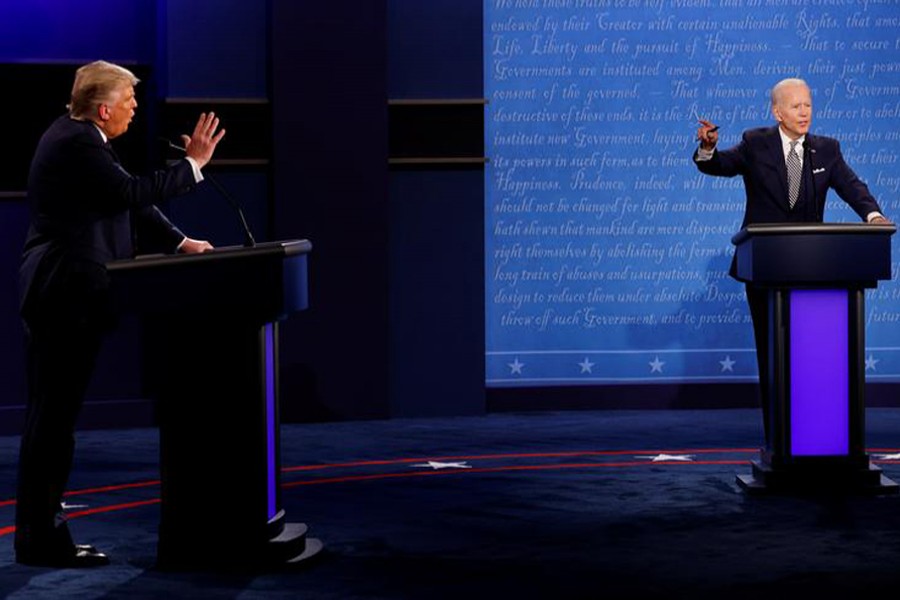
[410,461,472,470]
[649,356,665,373]
[874,453,900,461]
[635,454,695,462]
[719,355,736,372]
[578,357,595,373]
[866,354,879,371]
[508,358,524,375]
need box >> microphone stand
[161,138,256,248]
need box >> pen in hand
[696,120,719,148]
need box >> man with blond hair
[692,77,888,446]
[16,60,225,567]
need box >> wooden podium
[731,223,898,494]
[107,240,323,569]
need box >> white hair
[68,60,139,119]
[771,78,809,106]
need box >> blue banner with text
[485,1,900,387]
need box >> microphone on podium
[160,137,257,248]
[802,139,819,221]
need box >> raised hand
[696,119,719,151]
[181,112,226,169]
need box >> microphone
[160,138,256,248]
[802,139,820,222]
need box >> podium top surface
[107,239,312,272]
[104,239,312,319]
[731,224,894,285]
[732,223,896,246]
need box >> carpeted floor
[2,408,900,599]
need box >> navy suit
[16,115,197,561]
[694,126,882,442]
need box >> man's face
[102,84,137,139]
[772,83,812,140]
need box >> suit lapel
[78,118,121,163]
[803,135,822,220]
[104,142,121,164]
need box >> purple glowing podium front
[732,223,898,494]
[107,240,323,569]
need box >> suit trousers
[745,284,770,446]
[15,316,104,557]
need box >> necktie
[787,140,801,209]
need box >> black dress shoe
[17,545,110,568]
[68,546,110,567]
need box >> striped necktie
[787,140,801,209]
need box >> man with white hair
[692,77,888,446]
[16,60,225,567]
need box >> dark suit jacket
[693,126,882,277]
[20,115,197,324]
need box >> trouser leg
[15,319,103,558]
[745,284,770,446]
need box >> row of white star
[409,455,696,469]
[412,453,900,469]
[504,355,882,375]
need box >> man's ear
[99,105,110,121]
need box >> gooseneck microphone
[160,138,256,248]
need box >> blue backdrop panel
[388,0,484,98]
[0,202,29,413]
[485,2,900,387]
[0,0,156,62]
[164,0,268,98]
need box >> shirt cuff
[185,157,204,183]
[176,237,188,251]
[866,212,885,222]
[695,147,715,161]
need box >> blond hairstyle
[67,61,139,119]
[771,78,808,106]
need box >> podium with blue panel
[732,223,898,494]
[107,240,323,569]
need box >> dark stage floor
[3,408,900,598]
